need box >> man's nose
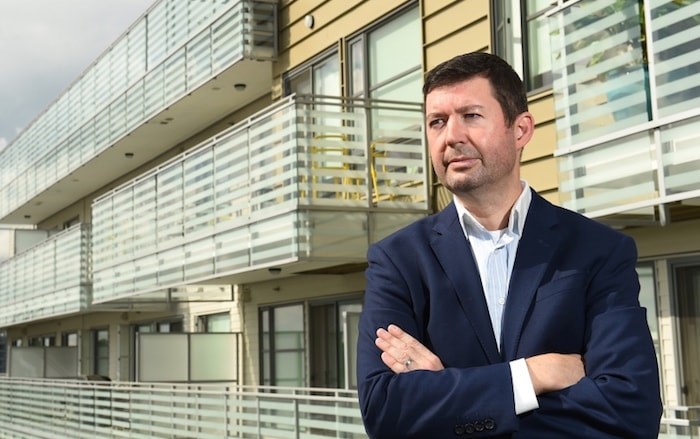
[444,117,465,147]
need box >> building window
[637,263,662,397]
[198,312,231,332]
[93,328,110,377]
[309,298,363,389]
[347,6,421,102]
[673,261,700,406]
[285,50,340,97]
[61,332,78,347]
[29,334,55,347]
[0,331,6,374]
[260,303,305,387]
[492,0,556,92]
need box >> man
[356,52,662,438]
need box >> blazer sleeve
[526,235,663,438]
[357,243,520,439]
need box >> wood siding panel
[423,0,488,44]
[425,21,490,71]
[522,157,558,193]
[525,120,556,161]
[422,0,456,17]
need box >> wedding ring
[404,357,413,369]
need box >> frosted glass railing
[558,115,700,219]
[0,224,90,326]
[651,1,700,118]
[91,95,426,302]
[0,0,277,220]
[0,379,367,439]
[549,0,649,150]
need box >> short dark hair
[423,52,528,126]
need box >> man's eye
[464,113,481,119]
[428,119,444,128]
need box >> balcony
[549,0,700,224]
[0,0,277,225]
[0,224,90,327]
[91,95,428,303]
[0,377,694,438]
[0,378,366,438]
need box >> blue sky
[0,0,154,151]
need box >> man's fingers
[376,325,445,372]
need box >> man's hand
[375,324,444,373]
[525,353,585,395]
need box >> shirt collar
[454,180,532,239]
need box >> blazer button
[454,424,465,435]
[484,418,496,430]
[474,420,484,432]
[464,423,475,434]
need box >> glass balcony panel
[126,82,145,132]
[187,31,212,90]
[0,225,89,326]
[558,131,659,216]
[127,19,147,84]
[79,123,95,168]
[158,245,185,286]
[185,237,215,279]
[147,0,168,68]
[189,0,214,33]
[215,227,251,273]
[113,260,135,298]
[660,115,700,195]
[110,36,129,97]
[214,132,250,226]
[94,107,111,155]
[307,211,368,259]
[157,164,184,244]
[184,149,215,236]
[94,56,111,110]
[143,64,165,118]
[164,51,187,103]
[109,94,127,143]
[212,5,244,71]
[132,178,157,255]
[550,0,649,150]
[651,0,700,117]
[250,213,299,266]
[168,0,189,53]
[112,189,134,260]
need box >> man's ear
[514,111,535,146]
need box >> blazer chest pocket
[535,271,588,302]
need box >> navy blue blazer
[357,190,662,438]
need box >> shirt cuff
[510,358,539,415]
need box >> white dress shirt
[454,181,539,414]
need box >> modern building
[0,0,698,437]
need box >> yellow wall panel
[522,157,558,193]
[524,120,556,161]
[425,21,490,71]
[626,218,700,258]
[528,92,555,124]
[424,0,488,44]
[422,0,456,17]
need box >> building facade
[0,0,698,437]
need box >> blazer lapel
[501,192,561,360]
[430,205,501,363]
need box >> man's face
[425,76,525,198]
